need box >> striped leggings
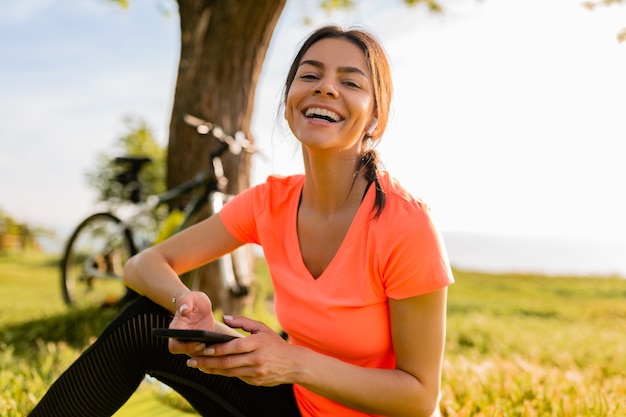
[28,297,301,417]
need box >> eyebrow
[299,59,367,77]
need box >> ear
[366,117,379,135]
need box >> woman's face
[285,37,377,154]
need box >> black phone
[152,328,238,345]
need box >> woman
[29,25,454,417]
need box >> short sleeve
[218,175,303,247]
[377,189,454,300]
[218,184,264,245]
[384,200,454,299]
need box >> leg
[28,297,300,417]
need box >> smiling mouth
[305,107,343,123]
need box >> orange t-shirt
[219,172,454,417]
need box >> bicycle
[60,114,257,311]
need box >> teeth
[305,107,342,122]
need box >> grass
[1,252,626,416]
[441,270,626,416]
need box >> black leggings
[28,297,301,417]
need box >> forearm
[294,347,440,417]
[123,249,188,313]
[123,215,243,313]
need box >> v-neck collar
[289,179,376,281]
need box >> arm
[190,287,448,417]
[295,288,448,416]
[123,213,243,313]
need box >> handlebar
[183,114,256,156]
[109,114,257,204]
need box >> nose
[311,78,338,97]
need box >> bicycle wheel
[61,212,137,308]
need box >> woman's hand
[167,291,216,355]
[186,316,302,387]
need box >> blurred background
[1,0,625,277]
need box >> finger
[223,315,271,334]
[176,292,213,320]
[178,300,203,319]
[200,335,254,357]
[187,357,277,387]
[213,320,243,338]
[176,303,190,317]
[189,362,255,379]
[168,338,206,355]
[187,350,256,373]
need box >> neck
[300,148,366,215]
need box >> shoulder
[373,172,454,295]
[220,174,304,242]
[264,174,305,190]
[241,174,304,195]
[373,171,442,248]
[256,174,304,201]
[236,174,303,213]
[377,171,430,222]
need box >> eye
[342,80,360,88]
[300,74,319,81]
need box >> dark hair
[283,25,393,219]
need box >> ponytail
[359,149,386,220]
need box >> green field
[1,252,625,416]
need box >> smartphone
[152,328,238,345]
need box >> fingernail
[203,347,215,355]
[187,359,197,367]
[179,304,188,313]
[223,314,233,321]
[193,343,206,352]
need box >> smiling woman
[285,38,376,154]
[283,26,392,145]
[28,25,454,417]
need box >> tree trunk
[169,0,287,314]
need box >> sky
[1,0,626,258]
